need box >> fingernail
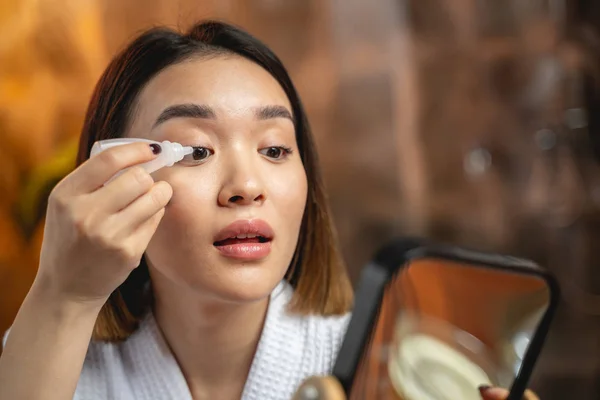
[478,385,491,395]
[150,144,162,154]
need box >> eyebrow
[255,105,294,122]
[153,103,294,128]
[153,104,215,127]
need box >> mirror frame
[333,237,560,400]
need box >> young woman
[0,19,352,400]
[0,20,532,400]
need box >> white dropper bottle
[90,138,193,182]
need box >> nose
[217,167,266,207]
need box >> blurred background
[2,0,600,398]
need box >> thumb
[478,386,509,400]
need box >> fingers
[124,207,166,257]
[110,181,173,235]
[479,386,509,400]
[524,389,540,400]
[65,142,159,194]
[92,166,155,213]
[479,386,540,400]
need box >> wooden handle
[292,376,347,400]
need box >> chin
[182,264,286,305]
[147,242,293,305]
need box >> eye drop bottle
[90,138,194,175]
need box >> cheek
[149,170,216,244]
[270,165,308,224]
[153,167,218,208]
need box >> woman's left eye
[259,146,293,160]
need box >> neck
[151,277,270,400]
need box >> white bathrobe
[5,281,351,399]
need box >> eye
[181,146,214,165]
[259,146,293,160]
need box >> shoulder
[264,282,352,371]
[241,286,352,399]
[271,281,351,346]
[303,312,352,350]
[74,314,191,399]
[74,335,136,399]
[302,311,352,372]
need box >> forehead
[131,55,292,130]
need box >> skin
[0,54,307,400]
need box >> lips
[213,219,274,260]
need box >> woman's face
[127,55,308,303]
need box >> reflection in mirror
[351,258,550,400]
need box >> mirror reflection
[352,258,550,400]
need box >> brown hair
[75,20,354,342]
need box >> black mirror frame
[332,237,560,400]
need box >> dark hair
[76,20,354,341]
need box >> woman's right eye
[181,146,214,165]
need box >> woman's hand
[0,142,172,400]
[479,385,540,400]
[33,141,172,307]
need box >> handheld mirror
[293,238,559,400]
